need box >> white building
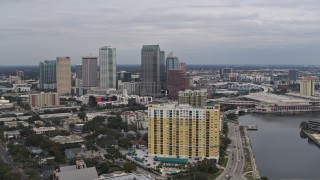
[0,97,13,109]
[121,111,148,129]
[13,84,31,92]
[118,82,141,95]
[33,127,56,134]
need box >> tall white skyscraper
[99,46,116,89]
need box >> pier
[302,130,320,147]
[241,125,258,131]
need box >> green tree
[85,159,99,167]
[69,123,75,131]
[123,162,136,173]
[104,146,123,164]
[261,177,269,180]
[195,158,218,174]
[222,122,228,135]
[78,111,87,121]
[99,162,109,174]
[300,121,308,130]
[226,112,237,120]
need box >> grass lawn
[244,171,252,179]
[209,171,222,180]
[222,157,228,167]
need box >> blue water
[239,113,320,180]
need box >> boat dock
[241,125,258,130]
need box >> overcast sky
[1,0,320,65]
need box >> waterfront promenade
[243,127,260,179]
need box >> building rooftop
[142,44,160,50]
[98,173,153,180]
[56,167,98,180]
[244,93,309,105]
[286,93,320,101]
[50,135,84,144]
[33,127,56,131]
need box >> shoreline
[240,126,261,179]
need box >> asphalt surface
[217,122,245,180]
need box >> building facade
[178,89,208,108]
[300,76,315,96]
[288,70,298,81]
[39,60,56,90]
[160,51,166,90]
[220,68,233,79]
[56,57,71,95]
[82,56,98,87]
[167,70,189,99]
[99,46,116,89]
[29,92,60,108]
[148,104,220,160]
[118,82,141,95]
[141,45,161,97]
[76,64,82,79]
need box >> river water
[239,113,320,180]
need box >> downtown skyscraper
[99,46,116,89]
[39,60,56,90]
[82,56,97,87]
[141,45,161,97]
[56,57,71,95]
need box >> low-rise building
[65,148,83,160]
[73,124,85,134]
[50,135,84,144]
[53,160,98,180]
[77,150,103,160]
[4,121,29,128]
[121,111,148,130]
[97,173,154,180]
[0,96,13,109]
[3,130,20,139]
[13,84,31,92]
[33,127,56,134]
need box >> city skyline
[1,0,320,65]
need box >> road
[217,122,245,180]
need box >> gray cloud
[0,0,320,65]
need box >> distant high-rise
[141,45,161,97]
[39,60,56,90]
[56,57,71,95]
[82,56,98,87]
[167,70,189,99]
[166,52,180,72]
[99,46,116,89]
[220,68,233,79]
[29,92,60,108]
[166,52,180,87]
[160,51,166,90]
[300,76,315,96]
[178,89,208,108]
[117,71,132,82]
[76,64,82,79]
[179,62,187,73]
[288,70,299,81]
